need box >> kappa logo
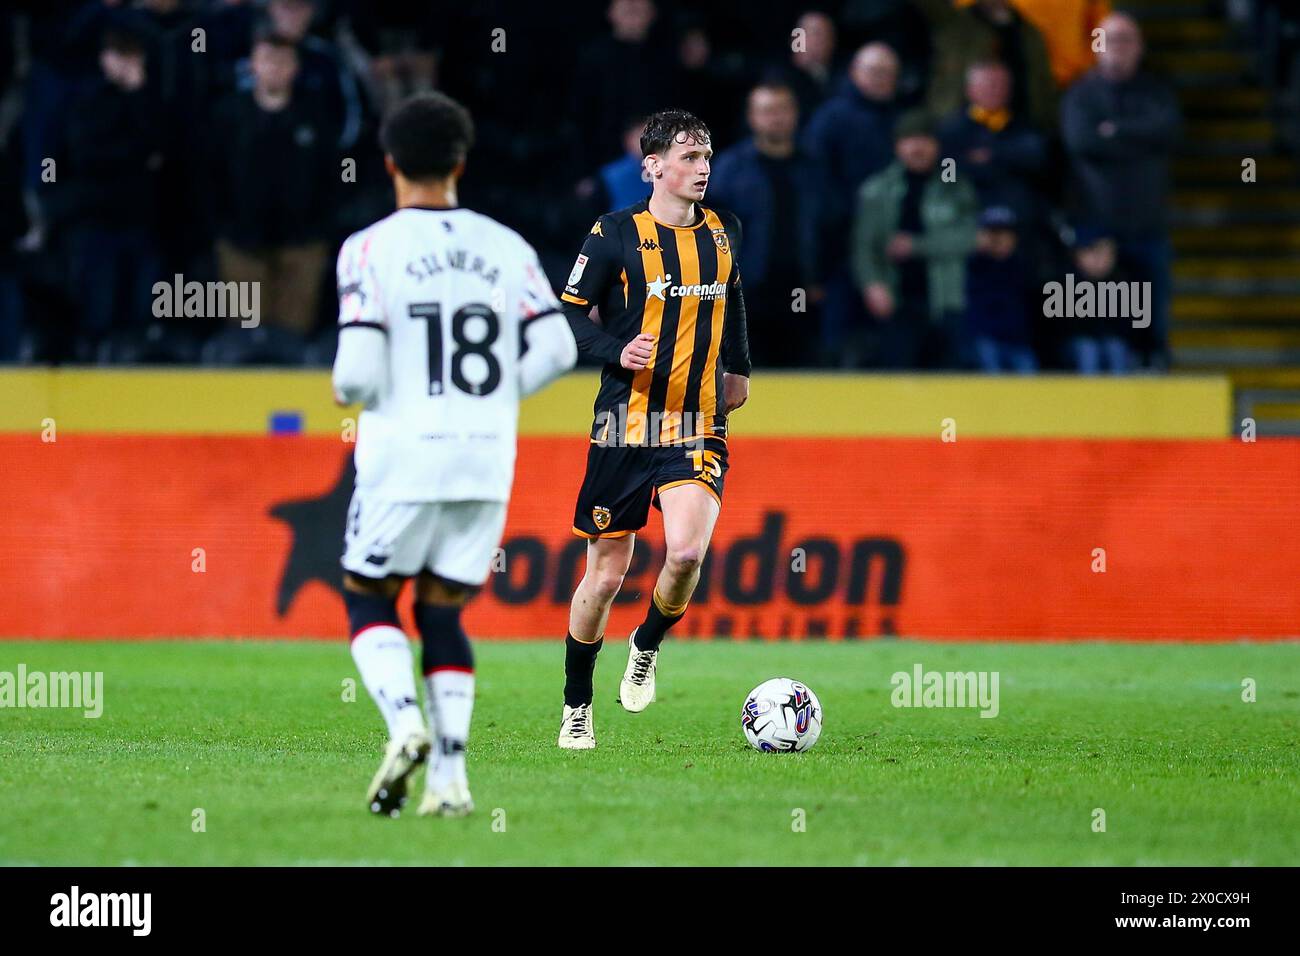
[590,220,603,237]
[592,506,612,531]
[637,238,660,252]
[711,228,730,254]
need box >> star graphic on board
[269,453,353,616]
[645,273,672,301]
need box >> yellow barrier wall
[0,368,1231,437]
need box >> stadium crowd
[0,0,1293,371]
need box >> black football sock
[413,601,474,675]
[415,601,474,780]
[563,633,603,707]
[632,588,688,652]
[344,588,401,638]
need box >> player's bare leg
[414,572,477,818]
[570,534,636,641]
[559,534,635,748]
[619,483,721,712]
[344,572,431,817]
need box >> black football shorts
[571,437,728,538]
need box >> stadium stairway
[1129,0,1300,435]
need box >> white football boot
[418,778,474,818]
[618,629,658,713]
[366,729,431,817]
[557,703,596,749]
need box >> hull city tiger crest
[711,228,730,254]
[592,506,612,531]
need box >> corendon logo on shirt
[645,274,727,302]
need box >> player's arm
[514,243,578,397]
[560,217,652,369]
[520,312,578,397]
[332,233,388,407]
[720,213,751,412]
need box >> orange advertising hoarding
[5,435,1298,639]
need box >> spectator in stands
[965,206,1036,372]
[836,0,934,103]
[576,116,650,212]
[347,1,440,116]
[804,41,901,364]
[133,0,222,280]
[194,0,259,94]
[1060,227,1137,373]
[20,0,122,256]
[239,0,362,150]
[804,42,901,212]
[57,28,164,360]
[208,31,335,338]
[709,82,824,368]
[134,0,202,109]
[852,110,979,369]
[671,18,748,145]
[1011,0,1111,89]
[568,0,677,164]
[918,0,1057,132]
[1061,12,1180,368]
[937,60,1047,225]
[782,10,839,125]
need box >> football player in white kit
[332,92,577,818]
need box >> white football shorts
[340,491,508,586]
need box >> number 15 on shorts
[687,449,723,478]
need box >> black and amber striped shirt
[560,200,751,446]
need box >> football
[741,677,823,753]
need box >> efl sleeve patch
[567,253,589,287]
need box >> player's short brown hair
[380,92,476,181]
[640,108,711,158]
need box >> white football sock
[351,625,424,740]
[426,669,474,788]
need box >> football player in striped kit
[556,109,751,749]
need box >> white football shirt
[336,206,561,502]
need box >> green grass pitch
[1,640,1297,866]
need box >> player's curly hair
[380,92,476,181]
[640,108,711,158]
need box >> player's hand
[864,283,894,320]
[621,333,656,370]
[722,373,749,414]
